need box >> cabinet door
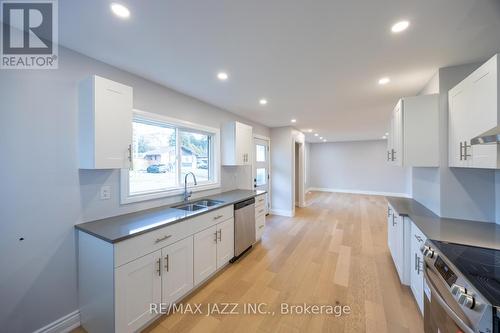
[94,76,133,169]
[235,122,253,165]
[390,213,404,281]
[393,101,403,166]
[470,61,498,168]
[194,225,218,285]
[387,206,394,254]
[449,87,466,167]
[115,250,162,333]
[410,225,426,314]
[162,237,194,305]
[216,219,234,269]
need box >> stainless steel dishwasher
[232,197,255,261]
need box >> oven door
[424,268,475,333]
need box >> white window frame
[120,110,220,204]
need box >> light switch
[100,185,111,200]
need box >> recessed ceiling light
[314,133,319,137]
[323,139,327,142]
[385,132,389,136]
[320,137,323,140]
[391,20,410,33]
[110,3,130,19]
[382,136,387,139]
[259,99,268,105]
[291,119,297,123]
[378,77,390,85]
[217,72,229,81]
[308,129,313,133]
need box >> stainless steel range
[421,240,500,333]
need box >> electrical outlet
[100,185,111,200]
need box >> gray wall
[0,47,269,332]
[412,62,497,222]
[308,140,411,196]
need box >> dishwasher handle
[234,198,255,210]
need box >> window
[121,111,220,204]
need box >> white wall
[0,46,269,332]
[308,140,411,196]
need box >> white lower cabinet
[216,218,234,269]
[410,221,426,315]
[78,205,236,333]
[387,204,411,285]
[194,218,235,285]
[255,194,266,241]
[194,225,218,285]
[162,236,194,306]
[115,250,162,333]
[387,204,428,316]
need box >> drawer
[114,205,233,267]
[255,195,266,216]
[255,214,265,241]
[114,220,192,267]
[190,205,233,234]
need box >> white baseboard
[34,310,80,333]
[308,187,411,198]
[270,208,295,217]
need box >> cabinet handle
[155,235,172,243]
[214,231,218,243]
[387,151,391,161]
[414,235,423,242]
[414,253,418,272]
[218,229,222,242]
[258,209,264,214]
[392,214,396,226]
[463,141,471,160]
[459,142,464,161]
[213,214,224,220]
[259,225,264,229]
[416,255,422,274]
[128,144,133,170]
[164,255,169,272]
[258,198,264,203]
[156,258,161,276]
[391,149,396,161]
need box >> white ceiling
[59,0,500,142]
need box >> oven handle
[423,268,475,333]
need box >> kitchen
[1,1,500,333]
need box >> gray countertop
[75,190,266,244]
[386,197,500,250]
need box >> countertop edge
[75,190,267,244]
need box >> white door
[115,250,162,333]
[253,137,270,214]
[216,219,234,269]
[193,225,218,285]
[162,237,194,305]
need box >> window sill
[120,182,221,205]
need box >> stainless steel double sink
[173,199,224,212]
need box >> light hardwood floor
[73,192,423,333]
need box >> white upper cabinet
[387,95,439,167]
[221,121,253,165]
[449,54,500,169]
[79,75,133,169]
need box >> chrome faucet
[183,172,198,202]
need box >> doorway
[253,136,270,214]
[294,140,305,210]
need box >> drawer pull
[258,198,264,202]
[258,209,264,214]
[156,258,161,276]
[258,225,264,229]
[164,255,169,272]
[155,235,172,243]
[414,235,423,242]
[213,214,224,220]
